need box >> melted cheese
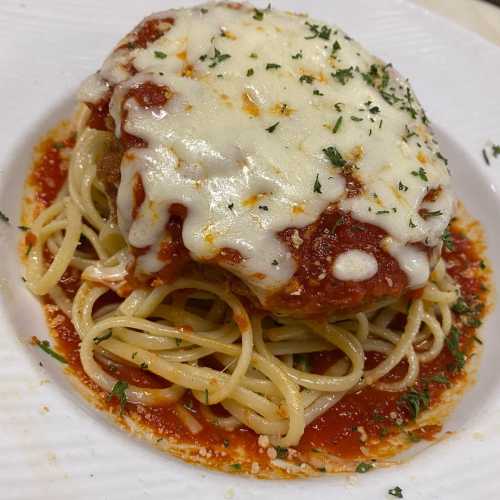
[332,250,378,282]
[78,2,454,295]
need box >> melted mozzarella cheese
[332,250,378,282]
[78,2,454,294]
[382,237,430,288]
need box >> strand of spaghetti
[26,197,82,295]
[363,338,419,392]
[266,339,332,356]
[422,283,457,304]
[199,405,240,431]
[363,299,423,385]
[251,317,304,445]
[68,128,114,230]
[174,404,203,434]
[417,311,446,363]
[47,285,73,318]
[25,200,65,284]
[302,358,350,425]
[73,103,91,136]
[45,221,108,271]
[222,399,287,436]
[72,282,109,338]
[439,302,453,336]
[355,312,369,342]
[265,324,311,342]
[153,304,216,331]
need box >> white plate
[1,1,499,498]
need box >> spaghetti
[24,106,461,448]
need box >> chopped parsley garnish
[376,210,390,215]
[452,297,470,314]
[258,205,269,211]
[409,218,416,228]
[265,63,281,70]
[275,446,288,459]
[228,203,234,210]
[34,338,67,364]
[355,462,373,473]
[411,167,428,181]
[108,380,128,415]
[294,353,312,371]
[331,40,341,56]
[398,181,408,192]
[422,210,443,218]
[253,8,264,20]
[331,67,354,85]
[482,148,490,165]
[93,331,112,344]
[299,74,314,84]
[334,102,343,112]
[313,89,324,96]
[305,22,331,40]
[369,106,380,114]
[388,486,403,498]
[250,52,258,59]
[351,116,363,122]
[201,47,231,68]
[400,387,429,419]
[473,335,483,345]
[430,374,450,386]
[291,50,303,59]
[407,431,421,443]
[246,68,254,77]
[436,152,449,165]
[200,7,208,14]
[271,259,279,266]
[323,146,346,167]
[230,463,241,470]
[332,116,343,134]
[18,225,29,231]
[204,388,209,404]
[223,438,230,448]
[154,50,167,59]
[331,215,346,234]
[493,144,500,158]
[0,210,9,224]
[446,326,466,372]
[479,259,486,270]
[313,174,322,193]
[140,362,149,370]
[265,121,280,133]
[468,317,482,328]
[441,228,455,251]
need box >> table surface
[413,0,500,45]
